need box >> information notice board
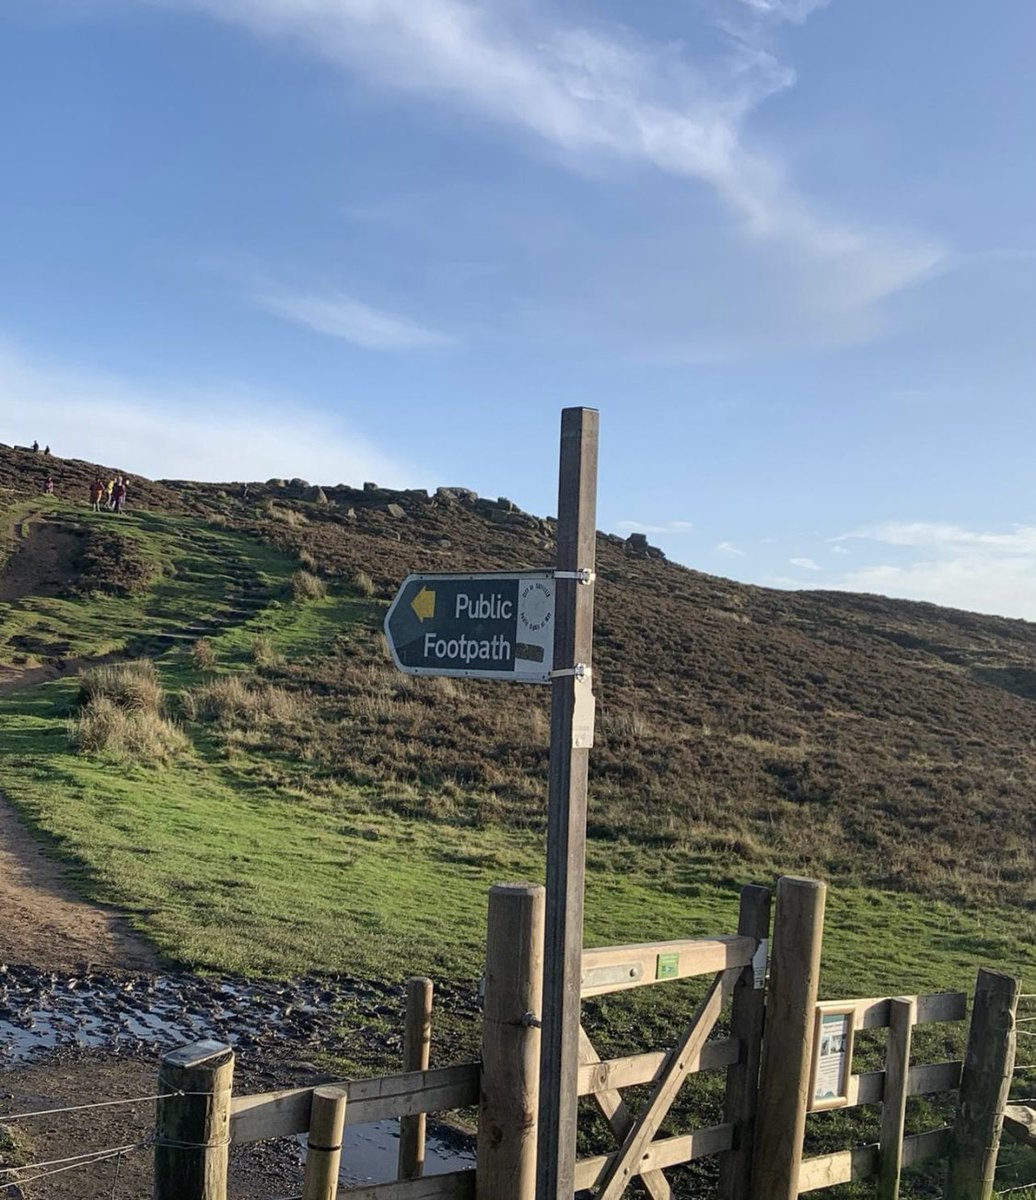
[811,1003,857,1110]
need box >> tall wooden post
[537,407,598,1200]
[479,882,546,1200]
[944,968,1020,1200]
[399,976,434,1181]
[718,884,772,1200]
[877,996,916,1200]
[751,876,827,1200]
[303,1087,348,1200]
[155,1039,234,1200]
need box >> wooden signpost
[536,407,598,1200]
[385,407,600,1200]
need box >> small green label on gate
[656,952,679,980]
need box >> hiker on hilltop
[43,445,51,455]
[113,476,127,514]
[42,476,54,495]
[106,477,116,509]
[31,440,39,452]
[89,477,105,511]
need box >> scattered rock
[436,487,478,503]
[625,532,666,560]
[308,486,328,505]
[385,503,406,519]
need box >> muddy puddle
[0,963,341,1064]
[300,1121,475,1186]
[1,963,476,1181]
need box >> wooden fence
[152,877,1022,1200]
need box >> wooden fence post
[718,883,772,1200]
[751,876,827,1200]
[399,976,434,1181]
[877,996,916,1200]
[303,1087,348,1200]
[944,968,1020,1200]
[477,882,545,1200]
[155,1039,234,1200]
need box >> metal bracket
[553,568,595,584]
[549,664,591,681]
[521,1011,542,1028]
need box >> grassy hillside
[2,443,1034,1195]
[0,443,1033,988]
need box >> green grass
[0,503,300,666]
[2,497,1035,1196]
[2,669,1033,997]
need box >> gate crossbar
[578,1027,672,1200]
[592,965,742,1200]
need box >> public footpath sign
[384,571,556,682]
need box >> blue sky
[1,0,1034,618]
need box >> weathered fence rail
[146,878,1024,1200]
[230,1063,482,1144]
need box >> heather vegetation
[0,448,1033,1183]
[1,445,1034,1195]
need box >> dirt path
[0,796,157,972]
[0,1054,302,1198]
[0,514,148,970]
[0,515,83,605]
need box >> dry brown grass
[190,638,217,671]
[181,675,306,729]
[250,635,280,668]
[263,501,308,526]
[69,695,188,764]
[77,660,164,714]
[352,569,375,597]
[292,570,327,601]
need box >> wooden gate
[565,885,771,1198]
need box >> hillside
[1,440,1034,924]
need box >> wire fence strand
[0,1089,218,1123]
[1,1142,144,1178]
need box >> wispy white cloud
[828,520,1036,620]
[735,0,831,23]
[716,540,745,556]
[253,286,454,350]
[835,521,1036,553]
[144,0,941,319]
[790,556,822,571]
[0,339,424,487]
[616,519,694,535]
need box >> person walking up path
[89,478,105,511]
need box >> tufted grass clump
[292,569,327,601]
[181,675,305,729]
[69,695,188,764]
[77,659,164,715]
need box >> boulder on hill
[625,532,666,560]
[436,487,478,503]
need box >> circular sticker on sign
[519,581,553,633]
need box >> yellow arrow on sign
[411,586,436,622]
